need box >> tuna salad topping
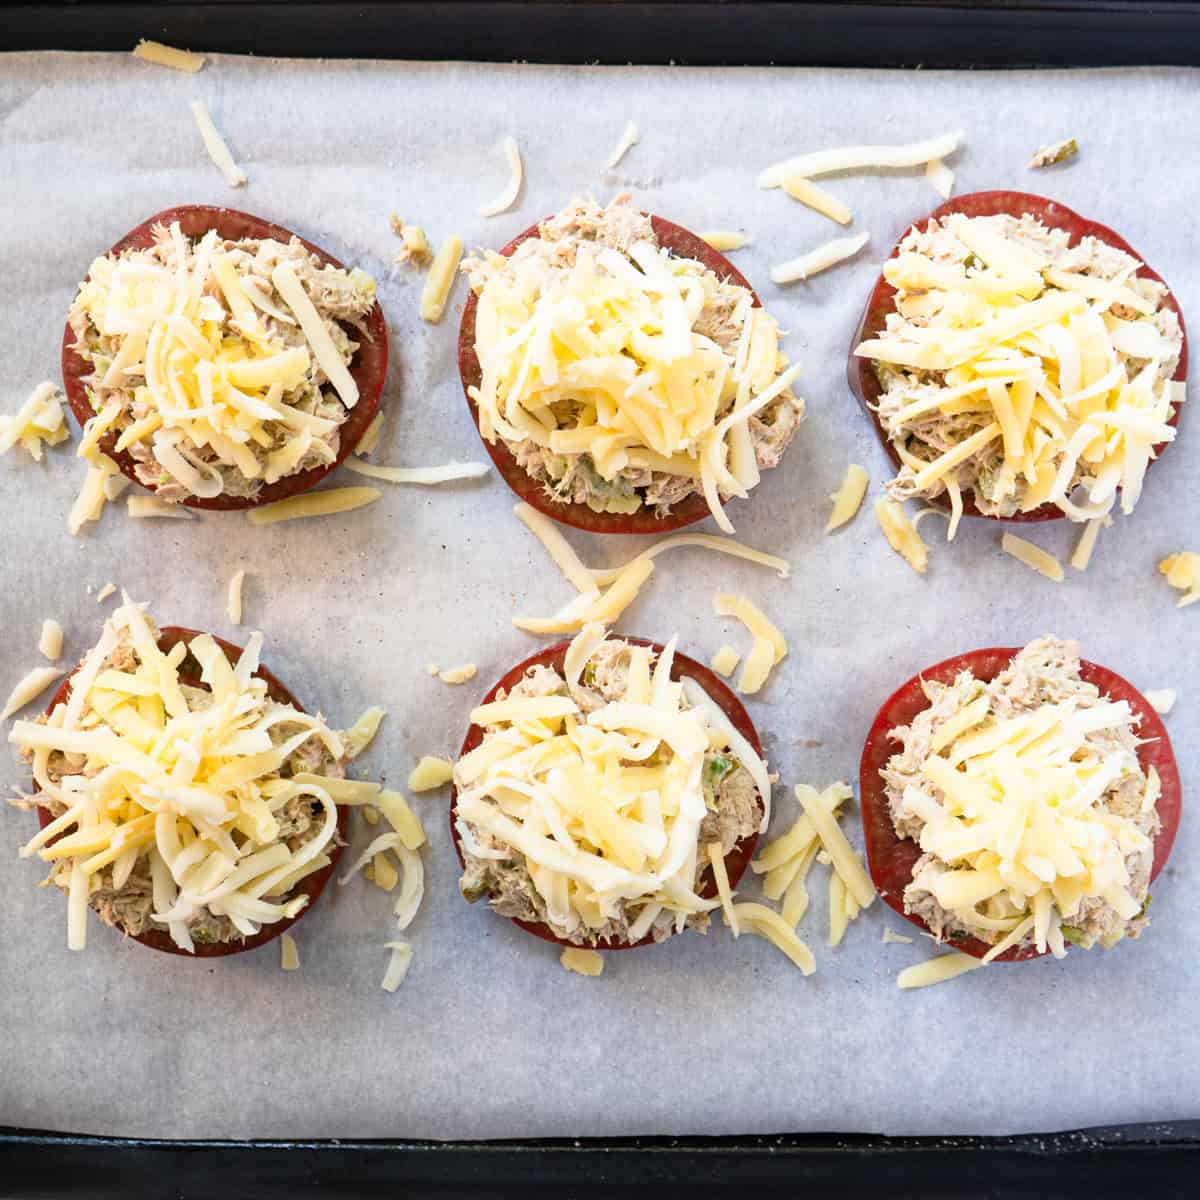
[463,197,804,531]
[454,626,767,947]
[856,211,1184,520]
[880,637,1159,957]
[6,597,369,953]
[68,221,377,502]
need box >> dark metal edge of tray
[2,1,1200,67]
[2,1122,1200,1197]
[2,1,1199,1192]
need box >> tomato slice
[61,205,389,511]
[35,625,348,958]
[458,214,759,534]
[847,190,1188,522]
[449,637,763,950]
[859,646,1182,962]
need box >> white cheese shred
[280,933,300,971]
[133,39,205,72]
[419,236,464,324]
[189,100,247,187]
[560,947,605,977]
[2,667,63,721]
[606,121,640,169]
[897,951,984,990]
[771,232,869,284]
[227,569,246,625]
[127,496,196,520]
[700,231,751,252]
[479,136,524,217]
[39,620,64,662]
[1144,689,1176,715]
[758,130,965,188]
[926,158,955,199]
[381,941,414,992]
[344,459,489,485]
[246,487,381,526]
[1001,532,1064,583]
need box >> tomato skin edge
[846,190,1188,524]
[858,645,1182,963]
[34,625,348,958]
[449,637,763,951]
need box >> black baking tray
[1,3,1199,1195]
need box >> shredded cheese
[270,262,359,409]
[372,851,399,892]
[826,464,869,532]
[1144,689,1176,715]
[479,136,524,217]
[926,158,955,199]
[882,927,914,945]
[439,664,477,685]
[1001,532,1064,582]
[95,583,117,603]
[355,412,385,456]
[132,39,205,72]
[759,130,965,188]
[794,784,875,910]
[727,902,816,974]
[710,645,741,677]
[344,707,386,758]
[781,176,852,225]
[875,499,928,574]
[0,382,70,461]
[420,235,464,323]
[190,100,246,187]
[898,951,983,989]
[280,932,300,970]
[127,497,196,520]
[344,458,489,485]
[1159,552,1200,607]
[606,121,640,169]
[771,232,869,284]
[561,947,605,976]
[713,593,786,696]
[1070,516,1109,572]
[39,620,64,662]
[381,941,413,992]
[408,756,454,792]
[227,569,246,625]
[2,667,63,721]
[378,791,426,851]
[700,231,751,252]
[246,487,381,525]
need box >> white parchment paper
[0,53,1196,1141]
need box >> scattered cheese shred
[728,902,816,974]
[700,231,751,252]
[513,502,596,593]
[1070,516,1109,572]
[132,39,205,72]
[271,261,359,408]
[1029,138,1079,169]
[758,130,965,188]
[246,487,381,525]
[826,464,869,532]
[1158,552,1200,607]
[588,533,790,587]
[408,756,454,792]
[1144,689,1177,715]
[344,706,386,758]
[38,620,63,662]
[372,851,399,892]
[771,232,869,284]
[882,928,914,945]
[127,496,196,520]
[68,453,119,535]
[95,583,117,603]
[355,412,385,456]
[438,664,477,685]
[710,644,741,677]
[926,157,955,199]
[280,933,300,971]
[794,784,875,909]
[189,100,246,187]
[713,593,787,695]
[378,791,426,851]
[606,121,640,169]
[707,842,739,936]
[381,941,413,992]
[897,951,983,990]
[560,947,605,977]
[781,176,852,225]
[479,136,524,217]
[227,569,246,625]
[2,667,63,721]
[0,382,70,461]
[1001,532,1064,583]
[344,458,489,485]
[420,235,464,323]
[875,498,928,574]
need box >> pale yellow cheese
[355,412,385,456]
[127,497,196,520]
[560,947,605,977]
[378,791,427,851]
[95,583,116,603]
[345,459,489,485]
[700,231,751,252]
[1070,516,1109,572]
[0,382,70,461]
[1159,552,1200,607]
[875,499,928,574]
[794,784,875,909]
[381,941,413,992]
[781,176,852,225]
[771,233,869,284]
[710,645,741,677]
[707,841,738,935]
[372,851,399,892]
[728,902,816,974]
[246,487,381,525]
[479,136,523,217]
[227,569,246,625]
[190,100,246,187]
[2,667,63,721]
[132,39,205,72]
[897,951,983,989]
[39,620,64,662]
[882,928,914,945]
[408,756,454,792]
[271,262,359,408]
[758,130,965,188]
[1001,532,1064,582]
[826,464,869,532]
[420,235,464,323]
[606,121,640,169]
[439,664,478,685]
[280,933,300,970]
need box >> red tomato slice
[847,190,1188,523]
[449,637,763,950]
[35,625,348,958]
[458,214,759,534]
[61,205,389,511]
[859,646,1182,962]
